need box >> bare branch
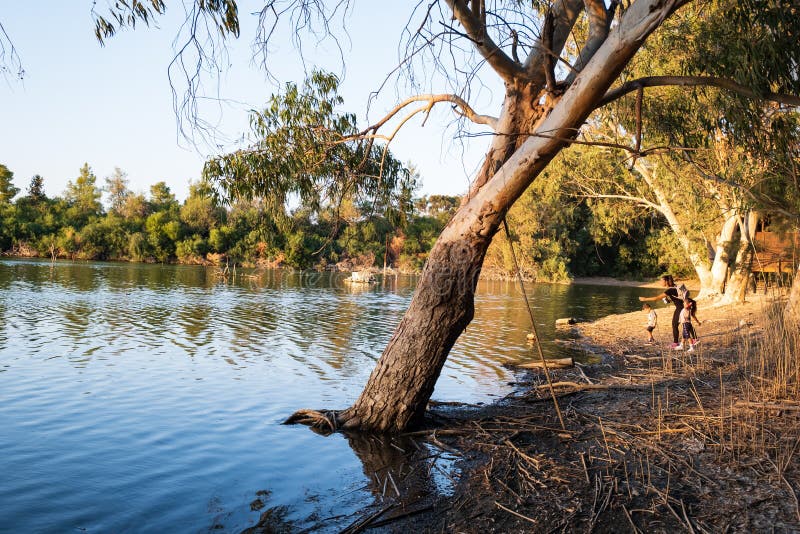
[564,0,611,86]
[523,0,583,84]
[229,92,496,170]
[574,191,660,211]
[359,93,499,136]
[0,20,24,82]
[598,76,800,108]
[529,130,688,158]
[444,0,526,83]
[542,10,556,93]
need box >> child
[685,297,702,346]
[676,299,698,351]
[643,303,657,343]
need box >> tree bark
[720,212,758,304]
[707,213,738,296]
[337,217,497,431]
[785,264,800,325]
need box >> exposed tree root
[283,409,339,434]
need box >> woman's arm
[639,293,667,302]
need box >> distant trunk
[637,162,714,293]
[720,212,758,304]
[785,265,800,324]
[708,213,739,296]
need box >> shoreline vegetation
[275,289,800,533]
[1,162,706,285]
[0,253,687,289]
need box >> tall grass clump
[738,302,800,401]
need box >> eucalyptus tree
[569,129,764,299]
[564,1,800,301]
[29,0,797,431]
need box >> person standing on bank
[638,275,683,348]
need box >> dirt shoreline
[569,275,700,290]
[290,291,799,534]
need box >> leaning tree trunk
[337,224,496,431]
[296,0,688,433]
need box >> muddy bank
[268,293,799,533]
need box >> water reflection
[242,432,458,532]
[0,259,654,532]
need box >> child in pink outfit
[643,303,657,343]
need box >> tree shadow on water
[238,431,459,533]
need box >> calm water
[0,259,651,532]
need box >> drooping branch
[444,0,526,83]
[253,0,350,82]
[0,20,24,81]
[91,0,169,45]
[358,93,499,138]
[598,76,800,108]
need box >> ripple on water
[0,260,653,531]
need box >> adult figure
[639,275,682,347]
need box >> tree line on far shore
[1,160,701,280]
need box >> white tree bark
[785,264,800,324]
[719,211,759,304]
[707,212,739,295]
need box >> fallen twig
[494,500,537,524]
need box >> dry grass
[272,294,800,533]
[365,294,800,533]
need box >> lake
[0,259,651,532]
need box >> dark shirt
[665,287,682,309]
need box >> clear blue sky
[1,3,500,202]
